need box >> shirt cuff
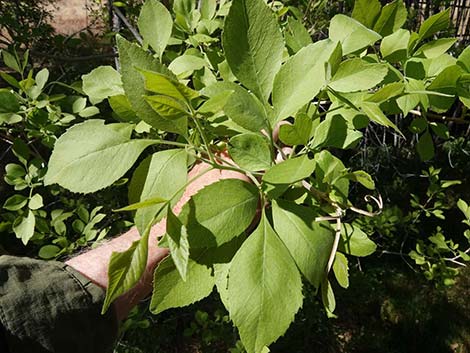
[0,255,118,353]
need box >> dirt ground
[47,0,103,35]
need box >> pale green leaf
[138,0,173,59]
[128,149,187,234]
[339,223,377,256]
[427,65,462,112]
[28,194,43,210]
[329,59,388,92]
[415,38,456,59]
[45,120,155,193]
[222,0,284,101]
[228,133,272,171]
[285,17,313,54]
[273,40,338,122]
[14,210,35,245]
[380,29,410,63]
[82,66,124,104]
[397,78,428,115]
[178,179,259,247]
[272,200,334,287]
[263,155,315,185]
[278,113,313,146]
[38,245,61,260]
[361,101,402,135]
[150,255,215,314]
[228,213,303,353]
[333,252,349,288]
[373,0,407,36]
[329,15,381,55]
[114,197,167,212]
[102,227,150,313]
[366,82,405,103]
[35,68,49,91]
[168,55,206,78]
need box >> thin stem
[192,116,215,163]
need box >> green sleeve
[0,255,118,353]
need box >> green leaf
[278,113,312,146]
[102,227,150,313]
[417,130,435,161]
[418,8,450,41]
[228,213,303,353]
[138,0,173,59]
[263,155,316,185]
[128,149,187,234]
[284,17,313,54]
[361,101,402,135]
[311,115,362,149]
[272,200,334,288]
[321,278,336,315]
[329,15,381,55]
[457,46,470,72]
[333,252,349,288]
[352,0,381,28]
[115,197,167,211]
[45,120,155,193]
[150,255,215,314]
[314,150,349,205]
[347,170,375,190]
[145,95,190,119]
[397,78,428,115]
[14,210,35,245]
[228,133,271,171]
[79,106,100,118]
[82,66,124,104]
[409,117,427,133]
[3,194,28,211]
[366,82,405,103]
[2,51,21,72]
[222,0,284,101]
[373,0,407,37]
[35,68,49,91]
[380,29,410,63]
[168,55,206,79]
[339,223,376,257]
[329,59,388,92]
[457,199,470,219]
[166,207,190,281]
[109,95,139,122]
[427,65,462,112]
[201,0,216,19]
[28,194,43,210]
[0,90,20,113]
[273,40,339,122]
[178,179,259,247]
[38,245,61,260]
[224,88,269,132]
[117,36,186,135]
[415,38,456,59]
[139,68,199,103]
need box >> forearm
[65,162,248,320]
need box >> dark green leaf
[228,133,272,171]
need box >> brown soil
[46,0,103,35]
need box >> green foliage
[0,50,127,258]
[42,0,470,351]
